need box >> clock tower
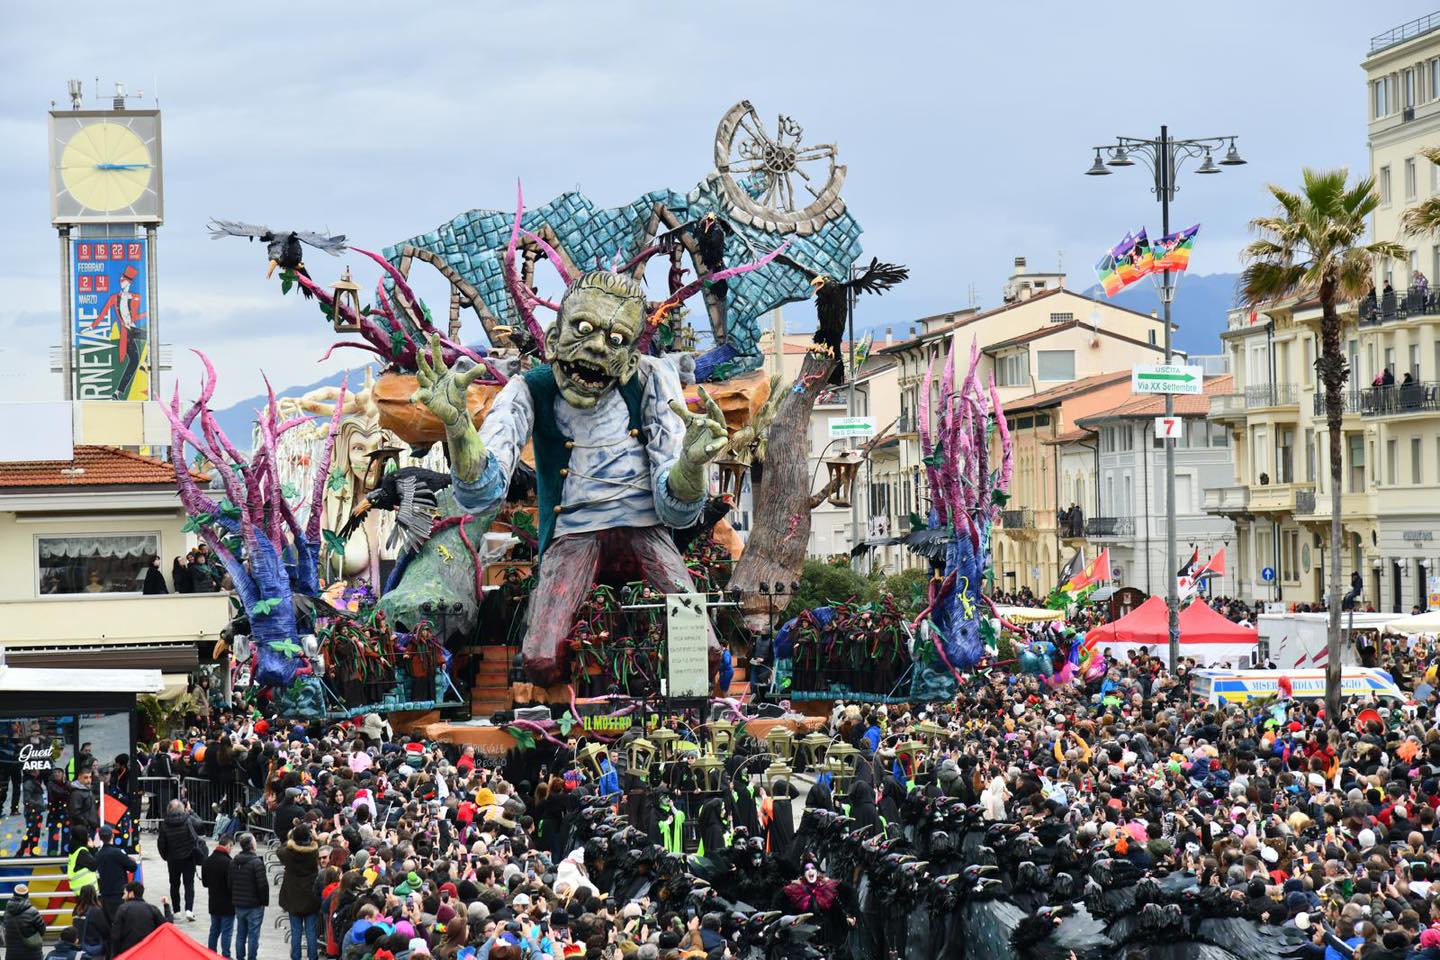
[49,80,165,401]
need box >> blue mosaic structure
[382,174,865,380]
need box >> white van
[1190,667,1405,706]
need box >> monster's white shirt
[452,354,704,535]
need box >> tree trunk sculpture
[730,348,837,628]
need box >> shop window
[37,533,158,596]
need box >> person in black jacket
[272,788,307,843]
[229,832,268,960]
[154,800,201,922]
[201,835,235,958]
[3,884,46,960]
[66,770,98,845]
[69,886,108,960]
[277,824,321,960]
[92,827,136,921]
[109,882,171,956]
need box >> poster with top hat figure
[72,237,149,400]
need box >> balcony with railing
[1358,382,1440,418]
[1000,508,1034,529]
[1085,516,1135,539]
[1203,484,1250,515]
[1212,384,1299,419]
[1244,383,1299,408]
[1249,481,1314,514]
[1313,390,1363,417]
[1210,393,1247,420]
[1358,286,1440,326]
[1370,12,1440,54]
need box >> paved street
[139,836,292,960]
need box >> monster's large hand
[413,335,487,482]
[666,386,728,503]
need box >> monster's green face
[548,272,645,409]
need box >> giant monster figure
[413,270,735,685]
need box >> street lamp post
[1086,126,1245,670]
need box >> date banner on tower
[1132,363,1203,395]
[72,238,150,401]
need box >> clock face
[49,111,163,223]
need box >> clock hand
[94,163,151,171]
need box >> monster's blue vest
[523,365,647,557]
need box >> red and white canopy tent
[1083,596,1258,666]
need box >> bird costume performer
[414,270,734,686]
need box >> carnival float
[171,100,1043,729]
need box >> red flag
[1066,549,1111,592]
[1194,547,1226,582]
[103,792,129,827]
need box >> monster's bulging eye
[576,320,594,336]
[609,333,625,347]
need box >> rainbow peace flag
[1094,251,1123,296]
[1115,228,1153,284]
[1155,224,1200,272]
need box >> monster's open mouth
[559,359,613,392]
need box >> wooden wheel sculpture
[713,100,848,235]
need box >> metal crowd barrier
[0,857,78,934]
[179,776,248,833]
[136,775,180,830]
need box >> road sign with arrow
[1131,363,1204,395]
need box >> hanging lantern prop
[330,266,363,333]
[715,459,749,504]
[823,452,864,508]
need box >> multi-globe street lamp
[1085,127,1245,670]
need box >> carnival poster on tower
[72,238,150,401]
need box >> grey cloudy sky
[0,1,1429,406]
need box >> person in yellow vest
[67,829,99,893]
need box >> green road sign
[1131,364,1204,395]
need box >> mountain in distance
[212,367,368,447]
[1083,271,1240,357]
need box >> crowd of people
[11,620,1440,958]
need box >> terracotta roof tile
[1042,426,1098,445]
[1002,371,1133,412]
[0,445,185,489]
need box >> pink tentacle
[636,242,788,350]
[307,377,348,545]
[319,341,385,362]
[352,248,429,329]
[503,182,552,360]
[990,377,1013,499]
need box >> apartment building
[1364,14,1440,610]
[1195,15,1440,611]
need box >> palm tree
[1402,147,1440,238]
[1240,168,1403,723]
